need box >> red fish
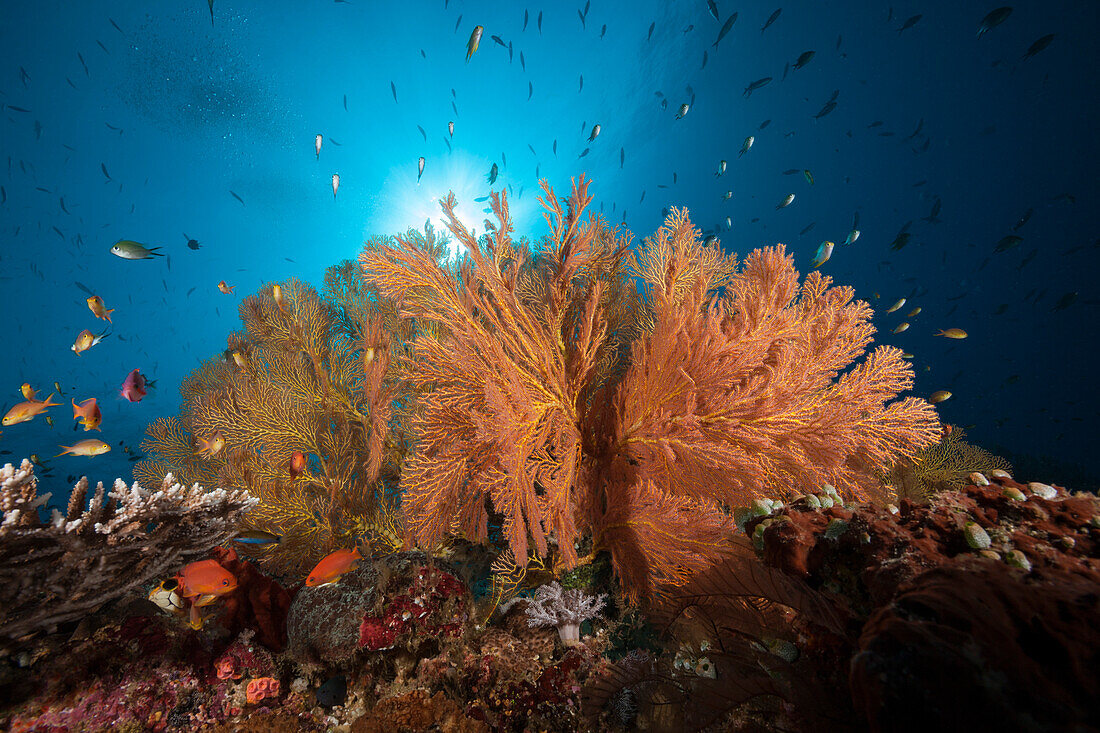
[120,368,148,402]
[175,559,238,599]
[306,548,361,587]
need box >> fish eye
[163,579,178,591]
[222,579,230,586]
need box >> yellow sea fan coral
[885,426,1012,502]
[137,276,413,576]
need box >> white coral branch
[525,581,607,646]
[0,460,258,649]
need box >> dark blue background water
[2,0,1097,496]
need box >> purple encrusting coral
[523,581,607,647]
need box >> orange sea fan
[359,178,941,606]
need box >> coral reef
[350,689,488,733]
[0,459,257,649]
[287,551,469,668]
[885,425,1012,501]
[359,177,941,604]
[135,276,414,576]
[0,608,323,732]
[583,470,1100,731]
[207,546,295,652]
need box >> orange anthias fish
[466,25,484,62]
[71,328,108,355]
[20,383,37,400]
[86,295,115,323]
[72,397,102,431]
[55,438,111,457]
[935,328,968,339]
[194,430,226,458]
[175,559,238,599]
[217,280,235,295]
[175,558,238,630]
[3,393,59,426]
[272,284,285,311]
[306,548,361,587]
[288,450,307,478]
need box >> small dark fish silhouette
[390,81,398,103]
[96,39,109,54]
[538,10,543,34]
[523,9,529,31]
[109,18,123,34]
[743,77,772,98]
[579,74,583,92]
[208,0,214,26]
[455,14,462,32]
[230,190,245,206]
[897,15,922,34]
[417,125,426,141]
[793,50,815,69]
[6,105,30,113]
[487,163,498,184]
[701,50,708,69]
[707,0,719,21]
[77,52,89,76]
[762,8,781,33]
[977,7,1012,39]
[647,21,655,41]
[814,101,837,118]
[1022,34,1054,60]
[101,163,111,181]
[528,81,533,100]
[491,34,506,47]
[713,13,737,48]
[520,51,525,70]
[343,94,347,111]
[620,147,625,168]
[578,148,590,159]
[74,281,95,296]
[184,233,201,250]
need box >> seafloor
[1,464,1097,733]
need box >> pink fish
[120,368,149,402]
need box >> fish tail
[54,446,71,458]
[40,393,59,408]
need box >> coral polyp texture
[359,175,942,604]
[0,459,257,648]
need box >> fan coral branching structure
[359,176,941,605]
[0,459,257,648]
[136,273,427,575]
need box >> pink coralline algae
[358,563,468,651]
[246,676,280,705]
[213,629,275,681]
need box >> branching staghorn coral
[0,459,257,649]
[136,274,420,576]
[360,176,942,606]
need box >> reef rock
[286,551,470,668]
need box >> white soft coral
[524,581,607,646]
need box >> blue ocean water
[1,0,1097,494]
